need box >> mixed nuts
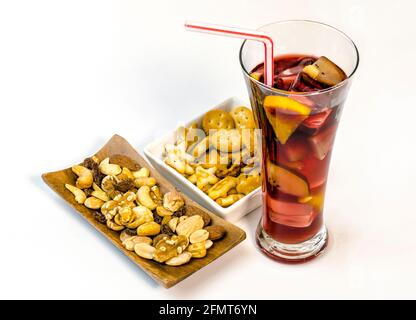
[65,156,226,266]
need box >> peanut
[190,229,209,244]
[165,252,192,266]
[134,243,156,259]
[175,215,204,238]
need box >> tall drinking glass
[240,20,359,262]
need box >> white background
[1,0,415,299]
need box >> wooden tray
[42,134,246,288]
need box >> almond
[204,225,226,241]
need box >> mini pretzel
[195,166,219,190]
[215,194,244,207]
[207,176,238,200]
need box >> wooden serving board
[42,134,246,288]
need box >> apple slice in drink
[308,124,337,160]
[266,160,309,197]
[302,108,332,130]
[282,134,309,162]
[264,96,311,144]
[268,211,317,228]
[267,197,316,228]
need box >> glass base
[256,222,328,263]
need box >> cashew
[134,243,156,259]
[132,167,150,179]
[71,165,93,189]
[91,183,110,202]
[65,184,86,204]
[156,206,173,217]
[132,206,154,226]
[99,157,122,176]
[163,191,184,212]
[134,177,157,188]
[136,186,158,210]
[165,252,192,266]
[84,197,104,209]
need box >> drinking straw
[185,21,275,87]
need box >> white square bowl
[144,97,262,222]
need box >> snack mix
[65,156,226,266]
[163,106,261,207]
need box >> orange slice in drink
[298,189,325,212]
[250,72,262,81]
[264,96,311,144]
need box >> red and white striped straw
[185,21,275,87]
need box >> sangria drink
[240,21,359,262]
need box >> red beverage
[250,54,346,245]
[240,20,358,263]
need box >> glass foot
[256,222,328,263]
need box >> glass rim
[239,19,360,97]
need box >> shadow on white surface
[31,174,160,289]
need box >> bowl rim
[143,96,261,215]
